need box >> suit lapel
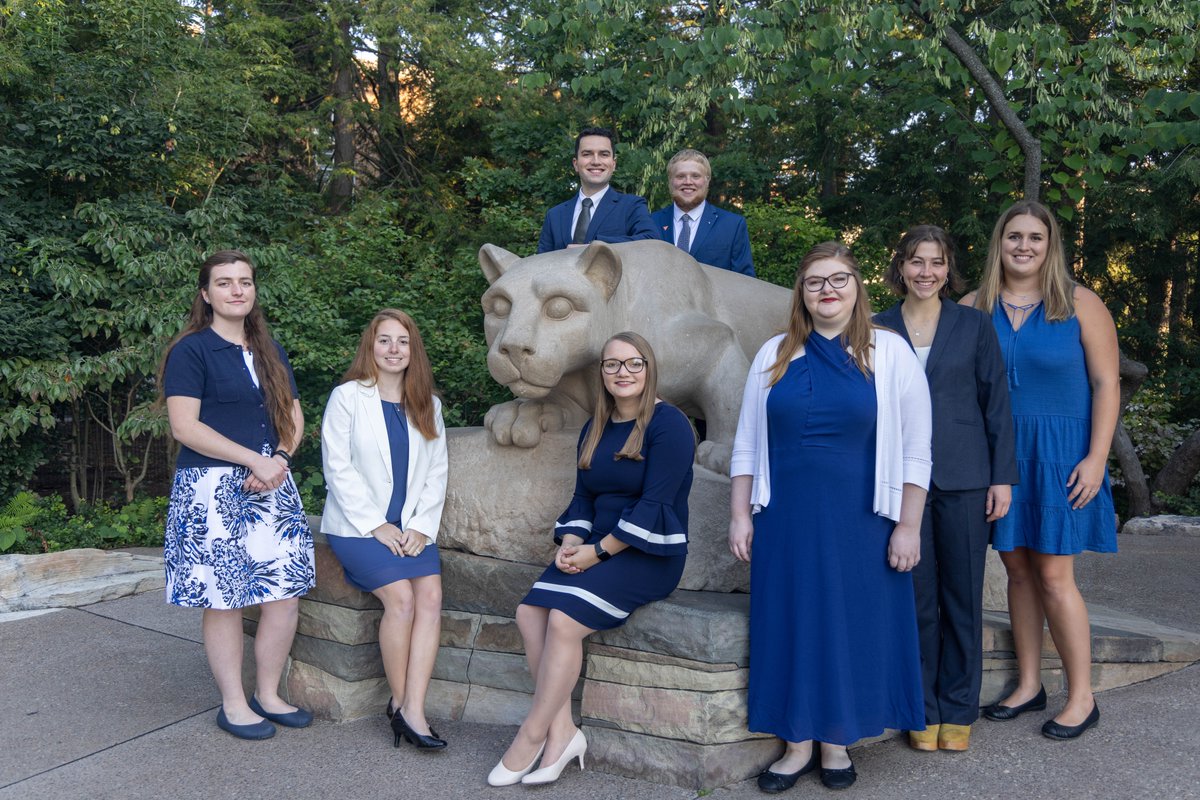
[689,206,718,254]
[557,201,575,246]
[358,384,392,469]
[924,298,958,373]
[585,190,618,240]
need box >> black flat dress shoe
[1042,701,1099,740]
[820,759,856,790]
[982,685,1047,721]
[756,748,820,793]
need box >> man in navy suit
[651,149,754,276]
[536,127,658,253]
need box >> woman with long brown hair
[968,201,1118,740]
[161,249,315,740]
[875,225,1018,752]
[320,309,449,749]
[729,242,932,792]
[488,332,695,787]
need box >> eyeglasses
[802,272,853,292]
[600,357,647,374]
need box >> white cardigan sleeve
[731,335,789,512]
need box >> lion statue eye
[544,296,573,320]
[488,296,511,317]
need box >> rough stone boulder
[0,549,164,612]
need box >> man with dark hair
[537,127,657,253]
[651,149,754,276]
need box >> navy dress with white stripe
[522,403,694,630]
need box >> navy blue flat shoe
[216,709,276,740]
[1042,701,1099,740]
[249,695,313,728]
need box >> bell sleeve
[611,406,696,557]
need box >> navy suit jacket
[537,189,658,253]
[651,204,755,276]
[875,299,1018,492]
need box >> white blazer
[319,380,449,540]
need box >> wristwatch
[593,542,612,562]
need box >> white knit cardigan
[730,329,932,522]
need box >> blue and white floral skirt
[164,464,315,609]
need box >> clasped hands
[555,539,598,574]
[372,523,430,557]
[243,453,291,494]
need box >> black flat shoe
[1042,701,1099,740]
[216,709,276,740]
[756,747,820,793]
[982,685,1047,721]
[391,710,447,750]
[820,759,856,790]
[248,695,313,728]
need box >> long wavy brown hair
[974,200,1075,321]
[342,309,439,440]
[767,241,877,385]
[159,250,296,447]
[579,332,660,469]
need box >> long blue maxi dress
[747,333,924,745]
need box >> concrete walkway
[2,534,1198,800]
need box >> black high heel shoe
[390,709,447,750]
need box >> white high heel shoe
[521,729,587,785]
[487,742,545,787]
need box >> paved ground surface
[2,533,1198,800]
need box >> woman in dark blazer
[875,225,1019,752]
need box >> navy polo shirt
[163,327,300,469]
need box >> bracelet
[273,449,293,467]
[593,542,612,562]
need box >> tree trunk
[328,17,355,213]
[1112,422,1152,518]
[1152,428,1200,501]
[913,6,1042,200]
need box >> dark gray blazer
[875,298,1019,492]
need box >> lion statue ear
[576,242,622,300]
[479,244,521,284]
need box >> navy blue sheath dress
[522,403,695,631]
[327,399,440,590]
[746,333,924,745]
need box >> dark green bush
[0,492,166,554]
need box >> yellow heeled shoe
[908,724,940,752]
[938,723,971,751]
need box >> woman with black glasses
[730,242,931,792]
[488,332,695,787]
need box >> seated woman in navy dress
[320,309,449,749]
[488,332,696,787]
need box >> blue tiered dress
[747,333,924,745]
[522,403,695,631]
[990,304,1117,554]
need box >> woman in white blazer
[321,309,449,750]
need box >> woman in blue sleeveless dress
[730,242,932,792]
[488,332,695,787]
[161,250,315,741]
[320,309,449,750]
[966,201,1119,740]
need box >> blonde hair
[667,149,712,179]
[975,200,1075,321]
[342,309,439,440]
[579,332,660,469]
[767,242,876,385]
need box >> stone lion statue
[477,240,792,472]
